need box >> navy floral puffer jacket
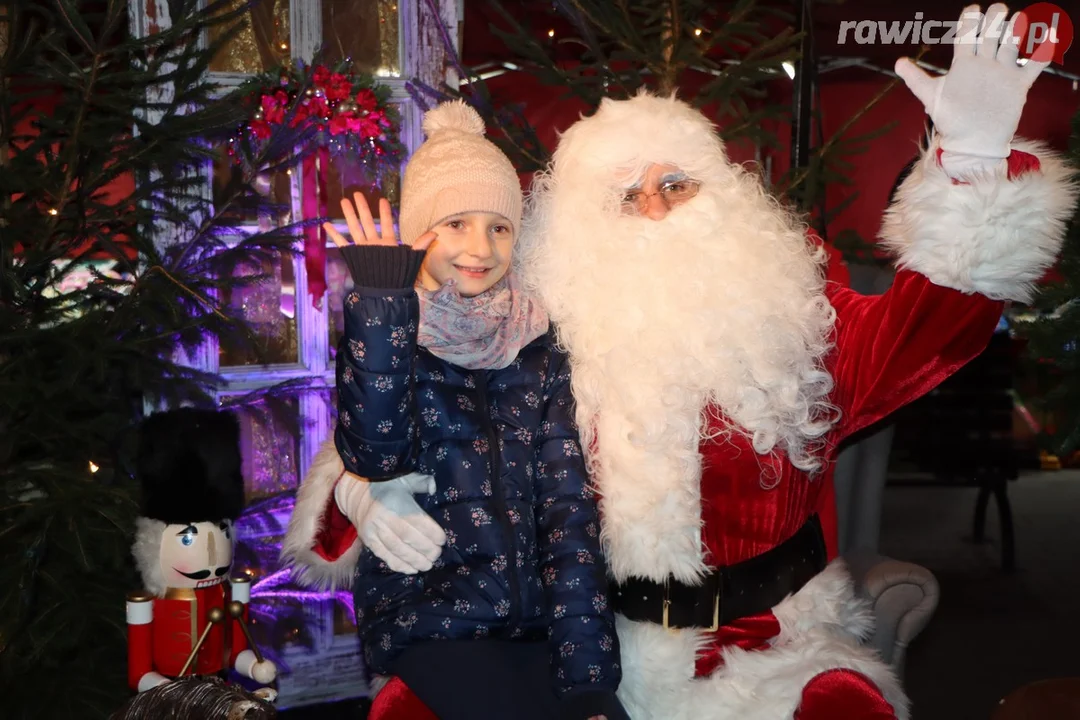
[334,246,621,706]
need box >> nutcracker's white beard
[517,153,838,478]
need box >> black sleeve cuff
[340,245,425,289]
[559,687,627,720]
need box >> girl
[291,101,626,720]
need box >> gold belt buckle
[662,577,721,632]
[707,584,721,632]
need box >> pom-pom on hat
[398,100,522,247]
[136,408,245,524]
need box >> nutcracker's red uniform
[126,582,252,691]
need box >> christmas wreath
[228,60,405,308]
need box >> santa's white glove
[235,649,277,685]
[334,471,446,574]
[895,3,1048,179]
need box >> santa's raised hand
[895,3,1049,178]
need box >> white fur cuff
[881,137,1077,303]
[280,440,362,590]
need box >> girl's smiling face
[417,211,515,297]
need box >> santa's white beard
[518,172,837,581]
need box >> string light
[279,42,288,50]
[548,29,555,38]
[694,28,702,37]
[88,461,100,473]
[48,208,58,215]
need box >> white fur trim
[593,407,709,584]
[132,517,167,597]
[615,562,908,720]
[882,136,1077,303]
[280,439,361,590]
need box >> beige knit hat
[398,100,522,247]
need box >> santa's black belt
[610,514,828,630]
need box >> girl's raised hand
[324,192,438,252]
[325,193,397,248]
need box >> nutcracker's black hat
[136,408,245,524]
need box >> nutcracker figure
[126,408,277,695]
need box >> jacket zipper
[474,371,520,629]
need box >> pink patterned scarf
[416,271,549,371]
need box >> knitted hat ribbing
[399,101,522,246]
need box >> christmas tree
[1018,107,1080,460]
[0,1,310,716]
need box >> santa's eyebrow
[659,171,689,184]
[177,524,198,535]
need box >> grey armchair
[846,550,940,677]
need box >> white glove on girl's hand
[334,471,446,574]
[895,4,1048,174]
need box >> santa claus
[510,6,1073,718]
[284,5,1075,718]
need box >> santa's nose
[644,193,669,221]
